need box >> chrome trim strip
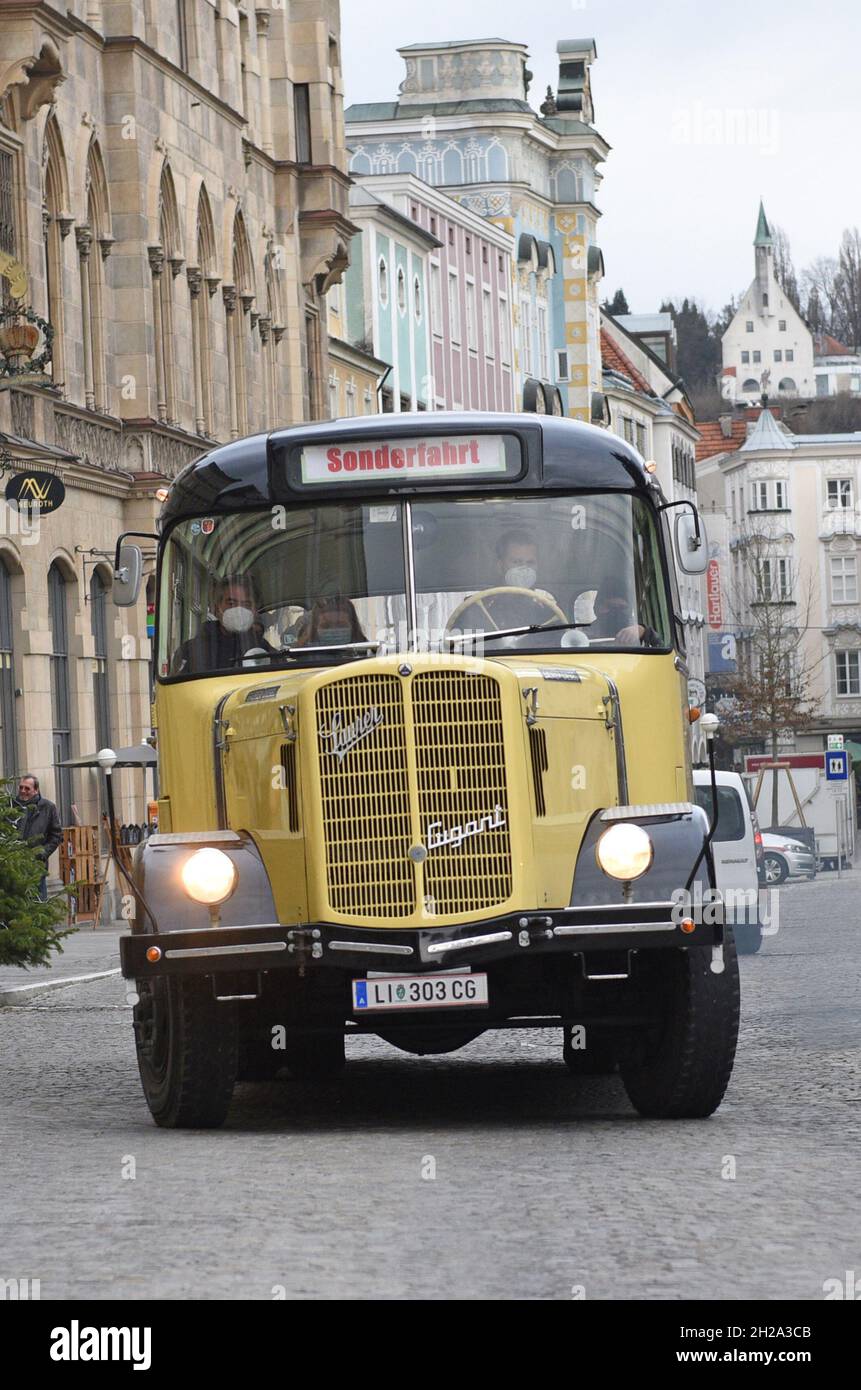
[601,802,694,820]
[563,901,675,913]
[554,922,676,936]
[148,830,242,847]
[164,941,289,959]
[599,673,628,805]
[426,930,513,955]
[212,691,232,830]
[402,499,418,653]
[328,940,415,956]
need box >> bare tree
[801,256,842,336]
[772,224,800,309]
[835,227,861,351]
[717,520,823,825]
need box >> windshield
[157,492,673,678]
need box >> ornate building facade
[697,409,861,748]
[0,0,352,830]
[344,37,609,421]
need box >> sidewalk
[0,923,123,1004]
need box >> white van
[693,769,763,955]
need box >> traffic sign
[826,750,849,781]
[827,734,845,751]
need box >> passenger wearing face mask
[296,596,367,650]
[496,530,557,600]
[475,528,561,629]
[171,573,277,674]
[589,581,662,648]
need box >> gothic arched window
[90,568,111,750]
[0,557,18,781]
[48,562,73,825]
[150,164,182,424]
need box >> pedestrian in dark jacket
[15,775,63,902]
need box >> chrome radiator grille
[315,668,512,920]
[412,670,512,914]
[316,674,414,917]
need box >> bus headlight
[595,823,653,880]
[180,848,237,905]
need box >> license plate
[352,972,489,1012]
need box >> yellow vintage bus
[114,412,738,1127]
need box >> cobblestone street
[1,873,859,1301]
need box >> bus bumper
[120,903,719,980]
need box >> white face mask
[221,605,255,634]
[505,564,537,590]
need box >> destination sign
[299,433,509,485]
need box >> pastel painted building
[337,183,439,411]
[345,37,609,420]
[348,173,516,411]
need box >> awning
[843,739,861,765]
[58,744,156,769]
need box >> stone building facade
[0,0,352,830]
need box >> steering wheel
[445,587,568,639]
[241,647,270,667]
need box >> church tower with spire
[753,199,774,316]
[720,203,814,403]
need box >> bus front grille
[412,671,512,915]
[315,668,512,921]
[316,674,414,917]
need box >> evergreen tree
[805,287,824,334]
[602,288,630,316]
[661,297,720,388]
[0,784,69,969]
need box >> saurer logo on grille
[319,706,384,762]
[426,804,507,851]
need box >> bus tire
[734,922,762,955]
[134,976,238,1128]
[620,933,740,1119]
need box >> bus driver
[171,573,277,674]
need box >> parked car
[760,831,817,884]
[693,769,763,954]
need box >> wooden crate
[59,825,104,925]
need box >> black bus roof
[160,412,657,526]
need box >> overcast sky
[341,0,861,319]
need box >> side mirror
[674,508,709,575]
[113,543,143,606]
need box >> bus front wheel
[134,976,238,1128]
[620,933,740,1119]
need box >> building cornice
[346,111,610,161]
[328,336,390,376]
[354,173,515,250]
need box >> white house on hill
[721,204,815,404]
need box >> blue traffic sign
[826,751,849,781]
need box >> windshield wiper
[445,621,592,649]
[279,639,383,659]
